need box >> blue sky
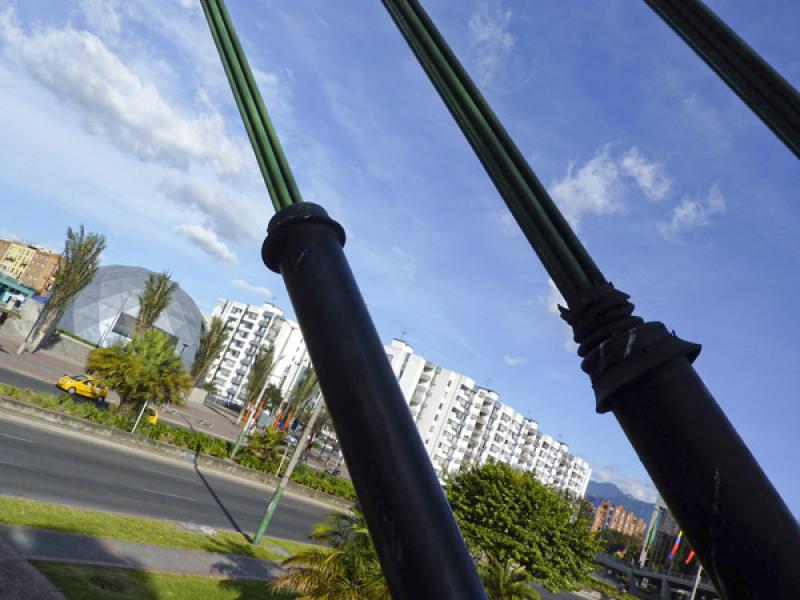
[0,0,798,510]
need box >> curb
[0,396,352,511]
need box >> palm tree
[274,366,317,431]
[87,328,193,411]
[18,225,106,353]
[237,346,274,424]
[190,316,227,386]
[244,428,287,465]
[478,559,540,600]
[134,271,177,334]
[271,507,389,599]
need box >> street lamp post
[201,2,487,597]
[381,0,800,596]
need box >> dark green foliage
[596,529,642,560]
[271,507,389,599]
[244,428,287,464]
[86,329,193,410]
[446,462,601,592]
[290,464,357,501]
[478,558,540,600]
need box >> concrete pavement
[0,537,66,599]
[0,525,283,581]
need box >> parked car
[145,405,159,425]
[56,374,109,400]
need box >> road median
[0,395,352,511]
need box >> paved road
[0,365,57,396]
[0,413,330,543]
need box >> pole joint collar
[262,203,346,273]
[561,283,701,413]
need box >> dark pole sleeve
[262,203,487,600]
[562,283,800,598]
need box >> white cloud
[81,0,122,35]
[0,11,244,175]
[658,183,725,238]
[593,465,658,503]
[231,279,272,297]
[468,1,515,84]
[174,224,237,263]
[160,178,265,243]
[0,229,18,241]
[551,147,673,229]
[620,147,671,201]
[503,354,526,366]
[550,149,624,229]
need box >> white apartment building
[205,299,311,407]
[385,339,591,497]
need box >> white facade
[385,339,591,497]
[205,299,311,407]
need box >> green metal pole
[253,394,323,545]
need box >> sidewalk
[0,331,85,386]
[0,525,284,581]
[0,538,66,599]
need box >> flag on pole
[685,549,696,565]
[668,530,683,560]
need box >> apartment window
[438,403,444,410]
[429,426,435,433]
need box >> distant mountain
[585,480,655,521]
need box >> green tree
[19,225,106,353]
[446,462,601,592]
[134,271,177,334]
[190,316,228,386]
[86,329,193,411]
[271,507,389,599]
[479,558,540,600]
[244,428,287,465]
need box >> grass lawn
[33,562,296,600]
[0,495,311,562]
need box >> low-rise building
[0,239,60,296]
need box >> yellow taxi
[56,374,109,400]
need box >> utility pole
[253,393,323,545]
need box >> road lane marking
[0,432,32,443]
[0,459,21,467]
[141,488,198,502]
[136,466,196,482]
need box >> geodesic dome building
[58,265,204,368]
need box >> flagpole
[689,565,703,600]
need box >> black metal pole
[562,283,800,598]
[644,0,800,159]
[262,203,487,600]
